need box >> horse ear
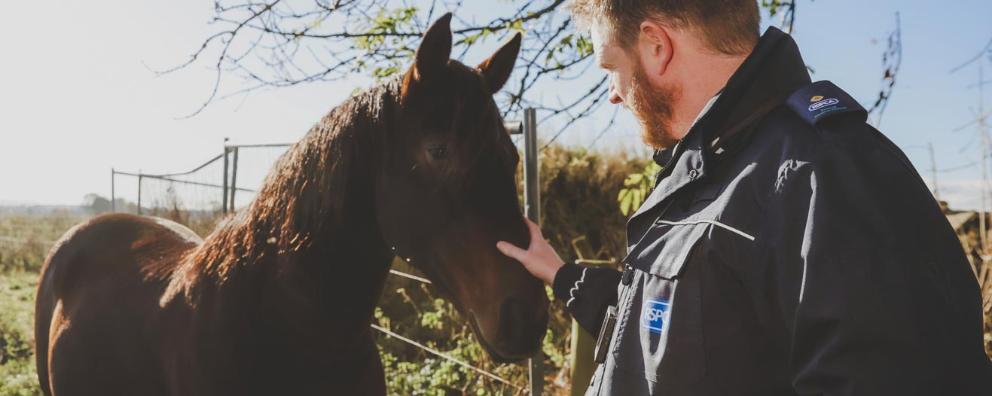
[477,32,522,94]
[412,13,453,81]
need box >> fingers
[496,241,527,262]
[524,218,543,243]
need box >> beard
[627,64,681,150]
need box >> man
[496,0,992,395]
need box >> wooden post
[570,322,597,395]
[568,237,615,395]
[522,108,543,396]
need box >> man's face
[592,22,680,149]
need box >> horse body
[37,203,394,395]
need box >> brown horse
[34,13,548,395]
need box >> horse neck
[176,94,399,339]
[239,117,394,333]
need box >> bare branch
[164,0,830,148]
[867,12,902,127]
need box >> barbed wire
[388,268,432,284]
[370,323,525,392]
[372,269,526,392]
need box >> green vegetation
[617,162,662,217]
[0,271,39,396]
[0,213,78,396]
[376,269,553,395]
[0,212,82,273]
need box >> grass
[0,212,84,396]
[0,271,41,396]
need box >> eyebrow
[596,48,615,70]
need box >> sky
[1,0,991,210]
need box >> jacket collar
[628,27,813,224]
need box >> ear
[413,13,453,81]
[476,32,522,94]
[637,20,673,78]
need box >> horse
[34,13,549,395]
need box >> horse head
[374,13,549,362]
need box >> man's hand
[496,218,565,285]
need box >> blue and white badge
[641,299,670,334]
[807,97,839,111]
[786,81,867,125]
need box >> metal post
[523,108,540,223]
[522,108,543,395]
[928,142,940,201]
[137,173,143,215]
[229,147,239,211]
[111,168,116,212]
[979,63,989,256]
[222,146,230,214]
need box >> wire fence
[0,236,57,246]
[375,267,528,392]
[111,143,291,217]
[371,323,524,392]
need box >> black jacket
[552,27,992,395]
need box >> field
[0,212,82,396]
[0,271,38,396]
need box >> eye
[427,144,447,160]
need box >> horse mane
[160,78,401,302]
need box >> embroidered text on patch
[642,299,670,334]
[808,97,839,111]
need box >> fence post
[137,173,143,215]
[568,237,616,394]
[222,145,230,214]
[522,108,543,395]
[229,146,239,211]
[111,168,116,212]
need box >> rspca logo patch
[808,97,839,111]
[641,299,670,334]
[787,81,867,125]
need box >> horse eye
[427,144,447,160]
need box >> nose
[609,86,623,104]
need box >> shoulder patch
[786,81,866,126]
